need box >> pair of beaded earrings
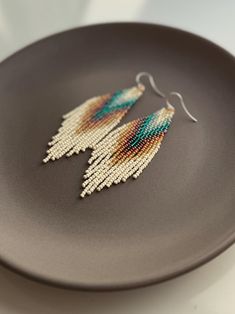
[43,72,197,198]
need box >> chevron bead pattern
[81,106,175,197]
[43,85,144,163]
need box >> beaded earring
[43,76,155,163]
[80,73,198,198]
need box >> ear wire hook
[136,72,166,98]
[135,72,198,123]
[166,92,198,122]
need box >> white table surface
[0,0,234,313]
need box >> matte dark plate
[0,23,234,291]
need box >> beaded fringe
[43,85,144,163]
[81,106,175,197]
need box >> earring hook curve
[135,72,198,123]
[167,92,198,122]
[136,72,166,98]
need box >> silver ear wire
[166,92,198,122]
[135,72,198,123]
[136,72,166,98]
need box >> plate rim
[0,21,234,291]
[0,231,235,291]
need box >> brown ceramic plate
[0,23,234,291]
